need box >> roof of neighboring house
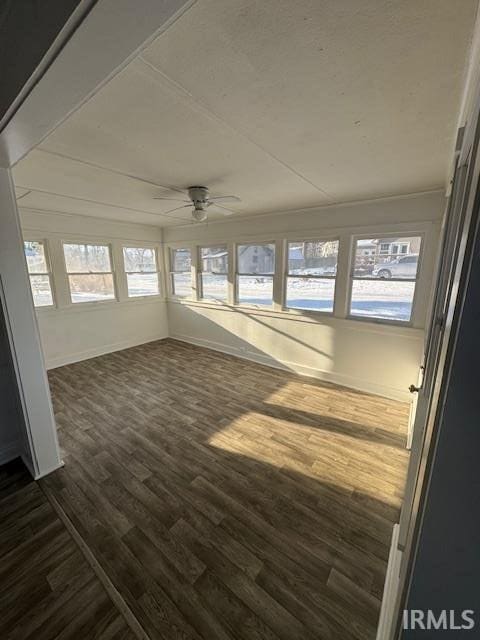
[204,251,228,259]
[357,239,377,247]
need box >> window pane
[286,278,335,312]
[171,248,191,272]
[201,274,227,301]
[64,244,111,273]
[68,274,115,303]
[353,237,421,279]
[237,243,275,274]
[172,273,191,297]
[24,241,48,273]
[200,245,228,274]
[288,240,338,275]
[237,275,273,306]
[350,280,415,322]
[126,273,159,297]
[29,275,53,307]
[123,247,156,272]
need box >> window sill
[346,313,413,328]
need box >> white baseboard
[170,333,411,402]
[376,523,402,640]
[0,440,20,466]
[46,332,168,370]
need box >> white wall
[164,191,445,401]
[19,209,168,369]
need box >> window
[349,236,422,322]
[63,243,115,303]
[199,245,228,301]
[286,240,339,312]
[170,248,192,297]
[236,242,275,306]
[24,241,54,307]
[123,247,159,297]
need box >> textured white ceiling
[14,0,478,227]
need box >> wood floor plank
[35,338,410,639]
[0,463,137,640]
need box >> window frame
[23,238,55,308]
[197,244,228,302]
[169,246,192,298]
[283,237,339,315]
[122,245,160,299]
[62,241,116,305]
[347,232,424,326]
[235,240,276,308]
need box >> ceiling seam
[15,185,191,222]
[35,148,187,195]
[18,205,170,230]
[137,55,335,201]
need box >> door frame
[386,76,480,639]
[0,0,195,477]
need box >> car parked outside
[371,254,419,279]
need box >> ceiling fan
[153,186,240,222]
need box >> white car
[372,254,419,279]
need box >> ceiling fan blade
[153,196,189,202]
[209,195,241,203]
[208,203,236,216]
[161,204,192,215]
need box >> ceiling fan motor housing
[188,186,209,210]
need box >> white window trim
[23,238,56,308]
[123,246,161,299]
[235,240,276,308]
[197,244,229,303]
[63,241,117,305]
[169,246,193,299]
[164,222,432,329]
[283,237,339,316]
[346,232,425,327]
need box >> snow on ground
[131,274,414,322]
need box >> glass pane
[64,244,111,273]
[126,273,159,297]
[172,272,191,297]
[237,275,273,306]
[350,280,416,322]
[237,243,275,274]
[171,248,191,272]
[201,274,227,301]
[24,241,48,273]
[353,237,421,279]
[123,247,156,272]
[286,278,335,312]
[68,274,115,303]
[288,240,338,276]
[30,275,53,307]
[200,245,228,274]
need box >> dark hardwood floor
[0,458,136,640]
[40,338,409,640]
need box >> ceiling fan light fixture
[192,208,208,222]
